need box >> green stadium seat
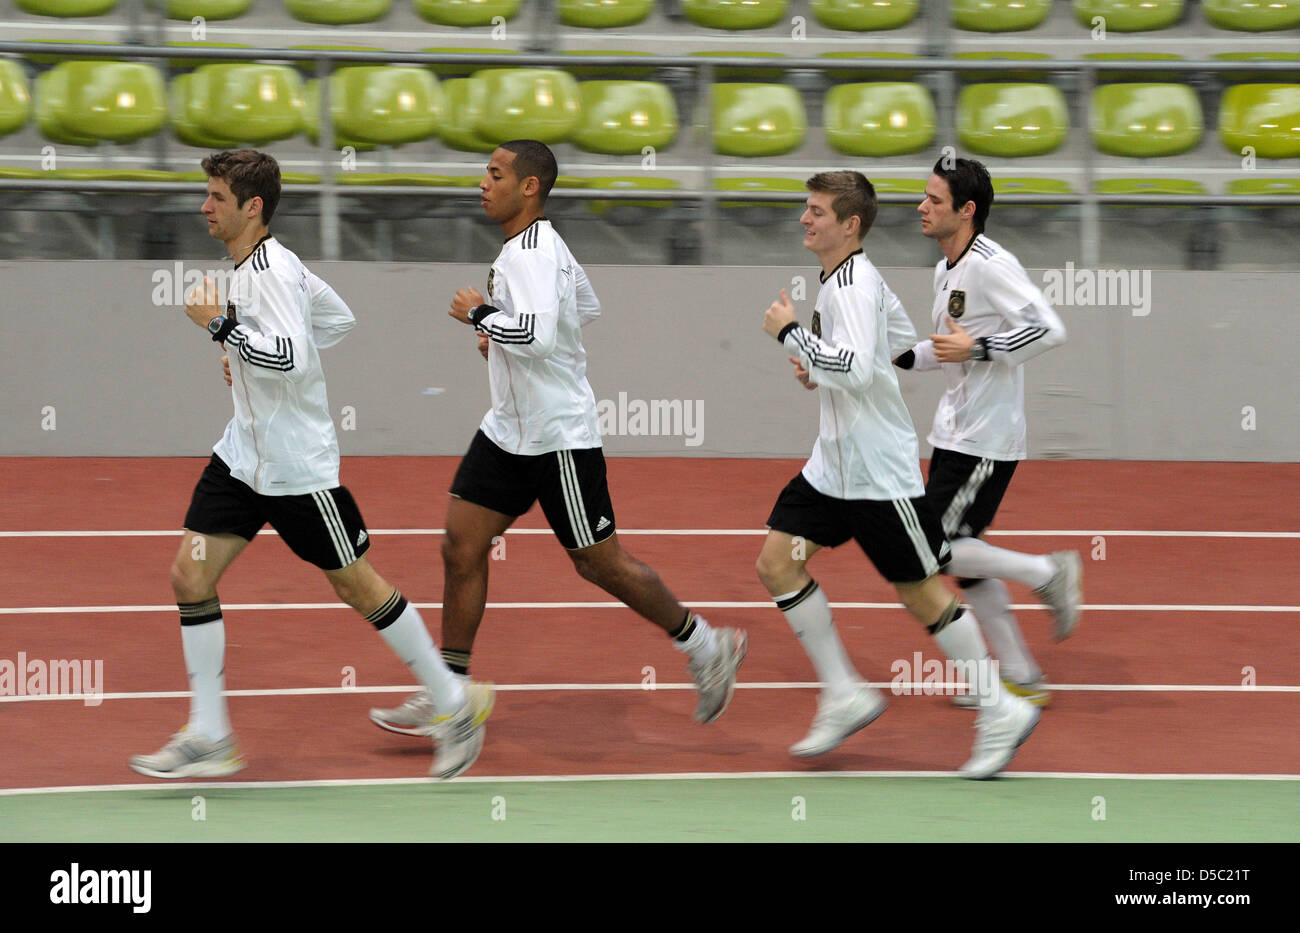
[712,83,805,156]
[304,67,442,148]
[558,0,654,28]
[421,48,518,78]
[414,0,521,26]
[1228,177,1300,195]
[1219,84,1300,159]
[36,61,167,146]
[871,177,926,194]
[585,176,682,214]
[1203,0,1300,30]
[956,83,1069,157]
[161,0,253,19]
[993,177,1074,195]
[0,60,32,137]
[812,0,918,29]
[437,77,496,151]
[955,51,1053,82]
[337,173,470,185]
[1213,52,1300,84]
[820,52,922,81]
[951,0,1052,31]
[714,177,804,209]
[561,50,656,79]
[824,82,935,156]
[471,69,581,145]
[14,0,116,15]
[1091,83,1202,157]
[682,0,789,30]
[1072,0,1184,32]
[1084,52,1184,82]
[1096,178,1205,194]
[286,0,390,24]
[172,64,304,148]
[690,51,787,81]
[571,81,677,155]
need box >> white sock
[930,605,1011,715]
[961,579,1040,684]
[947,536,1054,589]
[673,613,718,664]
[180,616,231,743]
[372,595,465,716]
[774,581,861,702]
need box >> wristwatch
[969,337,990,361]
[207,316,226,337]
[207,316,234,343]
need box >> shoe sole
[790,697,888,758]
[696,632,748,724]
[369,713,436,737]
[128,756,247,780]
[959,707,1041,780]
[431,728,486,780]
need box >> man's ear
[246,195,263,220]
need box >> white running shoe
[129,727,246,780]
[430,682,495,780]
[1035,550,1083,642]
[370,689,437,736]
[959,695,1041,780]
[790,686,888,758]
[951,678,1050,709]
[688,627,749,724]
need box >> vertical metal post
[317,56,340,261]
[698,61,716,267]
[1079,64,1100,269]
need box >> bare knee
[755,551,802,596]
[170,558,214,604]
[441,530,490,578]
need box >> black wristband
[894,349,916,370]
[776,321,799,344]
[468,304,500,327]
[210,318,237,344]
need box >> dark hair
[805,170,877,241]
[931,156,993,233]
[201,149,281,225]
[498,139,558,202]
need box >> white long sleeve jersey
[907,234,1067,461]
[473,218,602,454]
[781,250,926,501]
[214,236,356,495]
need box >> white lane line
[1,771,1297,798]
[3,529,1298,538]
[3,602,1298,615]
[3,682,1296,704]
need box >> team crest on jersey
[486,267,496,300]
[810,310,822,337]
[225,300,238,324]
[947,289,966,319]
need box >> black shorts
[449,430,616,551]
[183,454,371,571]
[766,472,950,584]
[924,447,1018,540]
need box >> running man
[898,156,1082,707]
[754,170,1039,778]
[370,140,747,735]
[130,150,491,782]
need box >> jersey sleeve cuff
[469,304,502,328]
[776,321,800,345]
[211,318,237,344]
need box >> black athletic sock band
[670,611,695,642]
[441,649,471,676]
[926,599,964,636]
[365,590,407,630]
[775,578,819,612]
[956,577,982,589]
[178,597,222,626]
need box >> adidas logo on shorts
[356,529,368,547]
[596,516,611,532]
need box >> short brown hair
[201,149,281,225]
[805,171,877,241]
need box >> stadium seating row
[9,0,1300,32]
[3,61,1298,163]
